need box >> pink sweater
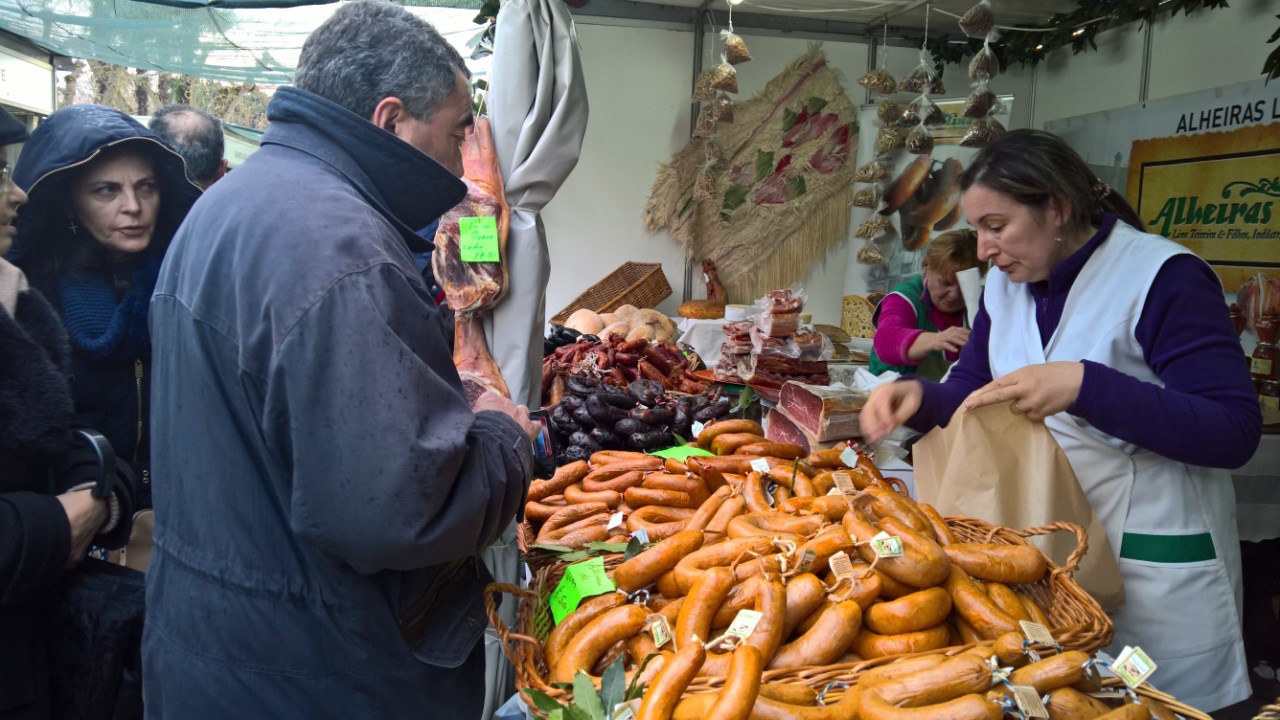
[872,292,965,367]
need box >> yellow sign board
[1126,124,1280,291]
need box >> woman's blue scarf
[56,251,160,360]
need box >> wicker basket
[487,517,1114,710]
[1255,698,1280,720]
[550,262,672,325]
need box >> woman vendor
[861,129,1260,711]
[868,229,984,381]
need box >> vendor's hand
[861,380,924,445]
[963,361,1084,421]
[56,489,108,568]
[473,390,542,442]
[930,326,970,354]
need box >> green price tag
[459,216,500,263]
[548,556,617,625]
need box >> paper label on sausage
[1086,689,1130,700]
[870,531,904,558]
[827,487,841,496]
[607,511,626,531]
[612,700,639,720]
[794,549,817,573]
[832,471,857,497]
[726,609,763,639]
[839,447,860,468]
[750,458,772,474]
[1112,645,1158,688]
[829,551,856,581]
[548,556,617,624]
[692,421,706,437]
[650,615,673,648]
[631,528,650,544]
[1019,620,1057,646]
[1011,686,1049,719]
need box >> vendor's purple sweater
[909,215,1262,469]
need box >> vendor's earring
[67,217,79,234]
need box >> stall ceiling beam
[863,0,927,33]
[568,0,872,37]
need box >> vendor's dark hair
[959,129,1145,235]
[294,0,469,122]
[150,104,224,183]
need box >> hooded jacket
[9,104,201,502]
[142,87,532,717]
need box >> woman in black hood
[10,104,200,507]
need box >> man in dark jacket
[143,2,537,717]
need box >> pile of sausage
[522,419,1182,720]
[542,336,711,407]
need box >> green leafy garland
[908,0,1231,75]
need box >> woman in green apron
[869,229,983,381]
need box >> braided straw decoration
[1255,698,1280,720]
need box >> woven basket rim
[550,261,672,325]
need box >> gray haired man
[149,104,227,189]
[143,2,537,717]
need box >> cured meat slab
[776,381,866,441]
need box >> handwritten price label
[750,458,772,474]
[459,217,500,262]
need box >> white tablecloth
[676,317,728,368]
[1234,432,1280,542]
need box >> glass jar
[1259,379,1280,414]
[1251,314,1278,387]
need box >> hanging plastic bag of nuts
[877,99,903,124]
[903,95,946,126]
[968,44,1000,82]
[710,62,738,93]
[713,93,734,123]
[963,84,999,119]
[692,68,717,101]
[851,187,881,208]
[900,49,945,95]
[906,124,934,155]
[853,159,892,183]
[959,115,1007,148]
[722,30,752,65]
[856,216,895,239]
[857,242,887,265]
[858,68,898,95]
[959,0,995,39]
[874,126,907,155]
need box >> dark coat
[9,105,201,504]
[0,281,75,720]
[143,87,533,718]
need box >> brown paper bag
[913,401,1125,611]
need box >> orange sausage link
[673,536,775,594]
[944,543,1048,585]
[676,566,737,646]
[672,688,859,720]
[1135,697,1177,720]
[727,511,824,541]
[558,523,612,548]
[1045,688,1112,720]
[858,485,934,538]
[861,691,1003,720]
[626,486,699,509]
[688,455,758,476]
[644,473,711,505]
[627,505,696,542]
[867,653,995,707]
[699,578,787,676]
[1007,650,1091,693]
[528,460,590,501]
[768,600,862,669]
[686,485,732,531]
[864,586,953,635]
[993,631,1031,668]
[613,529,705,593]
[712,432,768,456]
[665,457,689,474]
[525,500,568,523]
[781,573,829,638]
[844,513,952,589]
[1094,707,1152,720]
[804,446,851,469]
[564,483,623,508]
[1021,593,1054,627]
[742,471,773,514]
[545,592,626,669]
[637,636,707,720]
[706,495,747,535]
[738,441,806,460]
[943,565,1021,640]
[541,502,610,534]
[706,646,763,720]
[590,451,665,468]
[917,503,957,545]
[985,582,1033,623]
[583,469,647,493]
[851,623,951,660]
[553,604,650,684]
[698,420,766,450]
[954,615,984,645]
[778,495,849,521]
[856,653,948,688]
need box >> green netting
[0,0,483,84]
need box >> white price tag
[829,551,856,581]
[612,700,639,720]
[870,531,904,558]
[832,471,857,496]
[1011,686,1049,719]
[794,549,817,573]
[702,272,710,283]
[692,421,706,438]
[1019,621,1057,646]
[726,609,763,639]
[631,528,650,544]
[750,458,771,474]
[607,511,626,531]
[1112,646,1158,688]
[839,447,859,469]
[650,616,673,648]
[826,487,841,496]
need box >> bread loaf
[841,295,876,339]
[678,300,727,320]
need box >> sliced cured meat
[777,381,865,441]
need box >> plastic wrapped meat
[777,381,867,441]
[757,312,800,338]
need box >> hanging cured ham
[433,117,512,402]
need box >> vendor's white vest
[983,222,1248,711]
